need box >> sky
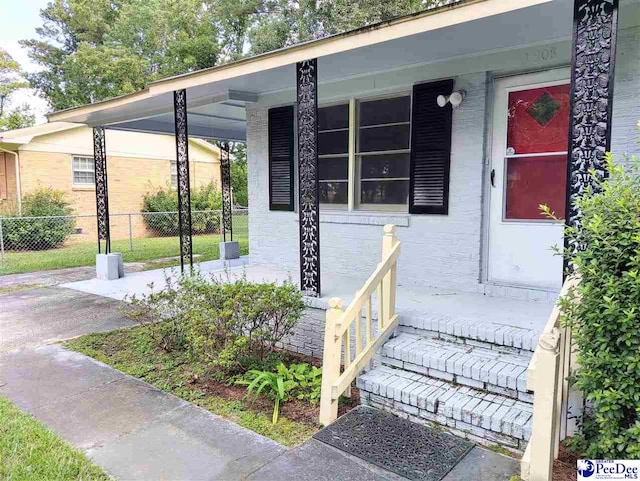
[1,0,52,124]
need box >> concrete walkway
[0,345,286,480]
[0,345,518,481]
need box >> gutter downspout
[0,147,22,215]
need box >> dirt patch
[553,445,577,481]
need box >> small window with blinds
[409,79,454,215]
[72,155,96,186]
[268,106,295,211]
[356,95,411,209]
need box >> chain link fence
[0,208,248,274]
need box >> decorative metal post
[565,0,618,263]
[296,59,321,297]
[93,126,111,254]
[220,141,233,242]
[173,89,193,272]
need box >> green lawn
[65,326,317,448]
[0,396,110,481]
[0,215,248,275]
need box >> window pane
[320,181,348,204]
[319,104,349,131]
[505,154,567,220]
[360,153,410,179]
[360,180,409,205]
[507,84,570,155]
[359,124,410,153]
[318,130,348,156]
[359,96,410,127]
[319,156,348,180]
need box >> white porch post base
[96,253,124,280]
[219,241,240,260]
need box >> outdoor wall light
[437,90,466,108]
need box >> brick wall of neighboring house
[8,127,221,245]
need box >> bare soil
[553,445,578,481]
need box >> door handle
[490,169,496,187]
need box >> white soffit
[48,0,591,139]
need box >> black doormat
[313,406,473,481]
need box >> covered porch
[49,0,638,300]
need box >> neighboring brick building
[0,122,220,243]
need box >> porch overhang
[48,0,586,139]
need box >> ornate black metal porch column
[173,89,193,272]
[565,0,618,261]
[93,126,110,254]
[296,59,321,297]
[220,141,233,242]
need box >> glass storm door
[488,70,570,289]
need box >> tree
[230,143,248,207]
[23,0,442,110]
[0,48,34,131]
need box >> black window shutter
[409,79,454,215]
[268,106,295,211]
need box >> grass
[0,284,43,295]
[65,325,317,447]
[0,216,248,275]
[0,395,110,481]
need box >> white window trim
[170,159,178,189]
[318,91,413,214]
[72,155,96,187]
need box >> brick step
[382,333,533,402]
[397,310,540,353]
[357,365,533,451]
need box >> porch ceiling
[50,0,585,140]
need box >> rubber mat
[313,406,474,481]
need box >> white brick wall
[246,26,640,293]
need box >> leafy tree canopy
[22,0,439,111]
[0,48,35,131]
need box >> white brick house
[50,0,640,460]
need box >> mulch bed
[553,445,578,481]
[188,349,360,426]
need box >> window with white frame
[170,160,178,188]
[72,156,95,186]
[317,94,412,211]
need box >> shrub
[557,153,640,459]
[2,188,75,250]
[122,271,305,374]
[186,275,305,373]
[141,182,222,236]
[123,274,190,352]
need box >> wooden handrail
[521,275,582,481]
[319,224,401,426]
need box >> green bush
[557,153,640,459]
[122,271,305,375]
[2,188,75,250]
[141,182,222,235]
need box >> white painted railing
[521,275,582,481]
[319,224,401,425]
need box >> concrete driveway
[0,286,134,353]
